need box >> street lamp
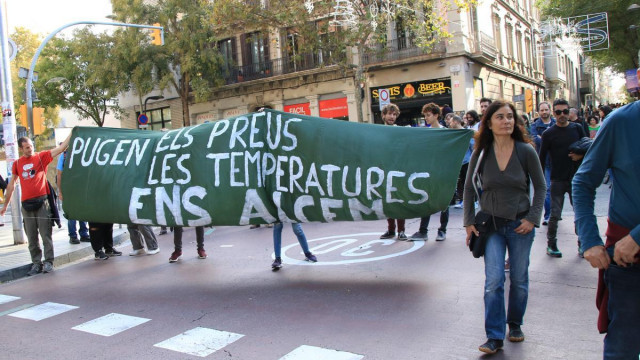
[628,4,640,11]
[143,95,164,114]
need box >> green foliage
[35,29,126,127]
[537,0,640,72]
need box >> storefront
[370,77,452,126]
[319,97,349,120]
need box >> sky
[4,0,114,35]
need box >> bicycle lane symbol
[280,232,425,266]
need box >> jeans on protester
[418,208,449,234]
[543,167,551,221]
[483,219,535,340]
[68,219,89,239]
[547,180,573,246]
[387,219,405,232]
[173,226,204,251]
[273,222,311,258]
[603,263,640,360]
[128,224,159,251]
[22,199,54,265]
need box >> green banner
[62,110,473,226]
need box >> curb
[0,231,130,283]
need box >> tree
[537,0,640,72]
[35,29,127,127]
[111,0,225,127]
[210,0,474,122]
[9,27,60,146]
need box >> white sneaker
[147,248,160,255]
[129,249,146,256]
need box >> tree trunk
[181,72,191,127]
[354,43,366,123]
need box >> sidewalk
[0,209,130,283]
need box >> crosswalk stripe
[0,304,35,317]
[0,294,21,305]
[72,313,151,336]
[154,327,244,357]
[279,345,364,360]
[8,302,78,321]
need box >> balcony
[221,50,344,85]
[362,38,445,66]
[470,32,498,62]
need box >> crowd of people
[1,97,637,359]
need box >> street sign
[379,88,390,111]
[138,113,149,125]
[524,89,534,113]
[512,94,525,102]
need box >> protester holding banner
[463,100,545,355]
[271,222,317,270]
[379,103,408,241]
[1,136,70,275]
[411,103,449,242]
[169,226,207,262]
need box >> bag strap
[513,142,530,195]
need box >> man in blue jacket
[573,101,640,360]
[529,101,555,224]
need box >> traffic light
[33,107,45,135]
[150,23,163,46]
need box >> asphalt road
[0,186,611,360]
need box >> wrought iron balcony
[362,37,445,65]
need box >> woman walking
[463,100,546,355]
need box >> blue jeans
[273,223,310,258]
[543,166,551,221]
[483,219,535,340]
[603,263,640,359]
[68,219,89,239]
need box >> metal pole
[25,21,163,138]
[0,0,25,243]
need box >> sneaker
[147,248,160,255]
[436,230,446,241]
[304,252,317,262]
[197,248,207,259]
[578,241,584,258]
[410,231,428,241]
[272,257,282,270]
[266,223,273,228]
[479,339,504,354]
[250,224,260,229]
[80,236,91,242]
[69,237,80,245]
[42,262,54,273]
[26,263,42,276]
[129,248,146,256]
[453,202,463,209]
[105,249,122,257]
[546,245,562,258]
[380,230,396,239]
[94,251,109,260]
[542,218,549,226]
[397,231,408,241]
[508,323,525,342]
[158,229,168,235]
[169,250,182,263]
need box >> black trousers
[89,222,114,253]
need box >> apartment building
[119,0,548,129]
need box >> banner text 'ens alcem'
[61,110,474,227]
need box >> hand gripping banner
[61,110,474,226]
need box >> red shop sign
[284,103,311,115]
[319,97,348,118]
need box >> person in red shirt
[1,136,70,276]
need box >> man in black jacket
[539,99,587,258]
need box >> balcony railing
[362,38,445,65]
[221,50,344,85]
[470,32,498,61]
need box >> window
[137,107,172,131]
[515,31,523,65]
[493,15,502,63]
[284,28,301,72]
[505,24,514,60]
[525,37,532,69]
[241,31,270,77]
[218,38,237,68]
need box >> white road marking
[154,327,244,357]
[0,294,20,305]
[220,245,234,248]
[279,345,364,360]
[72,313,151,336]
[8,302,78,321]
